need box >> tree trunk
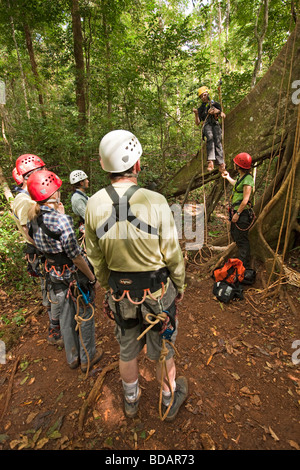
[23,23,46,120]
[251,0,269,88]
[7,0,30,120]
[102,8,112,127]
[70,0,87,130]
[161,21,300,278]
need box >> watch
[88,277,97,286]
[236,211,240,216]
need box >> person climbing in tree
[69,170,89,235]
[222,152,255,268]
[26,169,103,372]
[84,130,188,421]
[193,86,226,173]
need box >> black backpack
[241,268,256,285]
[213,280,244,303]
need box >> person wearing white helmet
[85,130,187,422]
[70,170,89,232]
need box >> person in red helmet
[11,154,64,345]
[12,167,24,188]
[26,170,103,372]
[12,154,45,245]
[222,153,255,268]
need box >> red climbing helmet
[27,170,62,202]
[233,152,252,169]
[16,154,45,176]
[12,167,23,185]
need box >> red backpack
[213,258,245,284]
[212,258,245,303]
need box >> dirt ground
[1,257,300,453]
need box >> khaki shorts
[108,279,178,362]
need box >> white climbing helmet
[99,130,142,173]
[69,170,88,185]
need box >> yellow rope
[136,311,178,421]
[74,291,95,379]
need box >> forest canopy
[0,0,297,193]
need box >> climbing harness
[106,266,178,421]
[29,211,95,378]
[96,184,158,239]
[228,173,256,231]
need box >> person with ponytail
[27,170,103,372]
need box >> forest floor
[1,215,300,453]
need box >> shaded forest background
[0,0,299,291]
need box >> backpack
[212,258,245,303]
[213,280,244,303]
[241,268,256,285]
[213,258,245,284]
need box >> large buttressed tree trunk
[162,21,300,278]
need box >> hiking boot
[124,389,141,419]
[47,328,64,347]
[69,358,79,369]
[81,348,103,373]
[162,376,188,422]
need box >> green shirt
[231,174,254,207]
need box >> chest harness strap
[29,214,74,277]
[96,185,158,239]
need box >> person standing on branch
[85,130,187,421]
[222,153,255,268]
[26,170,103,372]
[70,170,89,235]
[193,86,226,173]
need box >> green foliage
[0,0,295,188]
[0,194,34,292]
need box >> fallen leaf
[200,433,216,450]
[35,437,49,449]
[287,440,299,450]
[231,372,240,381]
[145,430,155,442]
[269,427,279,441]
[250,394,261,406]
[26,411,38,424]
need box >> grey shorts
[108,279,178,362]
